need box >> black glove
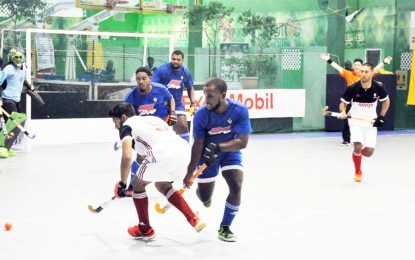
[373,115,385,127]
[203,142,220,166]
[114,181,127,198]
[168,111,177,126]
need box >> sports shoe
[188,215,206,233]
[8,149,16,157]
[354,170,362,182]
[127,225,156,240]
[339,141,350,146]
[0,147,9,158]
[218,226,237,242]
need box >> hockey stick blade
[88,196,116,213]
[0,107,36,139]
[154,188,185,214]
[155,164,207,214]
[154,202,168,214]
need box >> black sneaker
[218,226,237,242]
[339,141,350,146]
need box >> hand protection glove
[373,115,385,127]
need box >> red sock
[166,188,195,220]
[352,152,362,172]
[132,192,150,231]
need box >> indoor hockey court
[1,131,414,260]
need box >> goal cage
[0,28,174,150]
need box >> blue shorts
[197,151,243,183]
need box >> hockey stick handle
[88,196,116,213]
[322,106,374,124]
[0,98,8,136]
[0,107,36,139]
[0,112,8,136]
[325,111,374,123]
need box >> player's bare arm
[373,56,392,73]
[217,134,249,152]
[321,53,344,74]
[184,138,204,188]
[168,97,176,112]
[379,97,390,117]
[338,102,348,119]
[187,87,196,106]
[120,138,133,184]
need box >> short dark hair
[205,77,227,94]
[172,50,184,59]
[135,66,152,76]
[353,58,364,64]
[362,62,374,71]
[109,103,136,118]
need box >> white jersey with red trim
[340,80,388,125]
[121,116,189,163]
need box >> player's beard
[138,85,147,94]
[170,62,181,70]
[361,76,370,84]
[207,100,221,112]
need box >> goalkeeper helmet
[8,48,25,67]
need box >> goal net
[0,28,174,150]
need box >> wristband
[327,59,333,64]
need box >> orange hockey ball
[4,222,12,231]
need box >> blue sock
[220,201,240,227]
[180,133,190,142]
[129,161,140,186]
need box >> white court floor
[1,132,415,260]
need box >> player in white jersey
[338,63,390,182]
[109,103,205,240]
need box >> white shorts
[136,147,190,182]
[349,123,378,148]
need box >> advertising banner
[182,89,305,119]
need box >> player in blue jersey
[152,50,197,142]
[124,66,177,192]
[184,77,252,242]
[125,67,176,122]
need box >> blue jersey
[125,82,172,120]
[0,63,27,102]
[151,63,193,110]
[193,99,252,144]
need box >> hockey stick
[88,193,133,213]
[88,196,116,213]
[155,163,207,214]
[0,107,36,139]
[322,106,374,124]
[0,111,10,138]
[0,98,8,137]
